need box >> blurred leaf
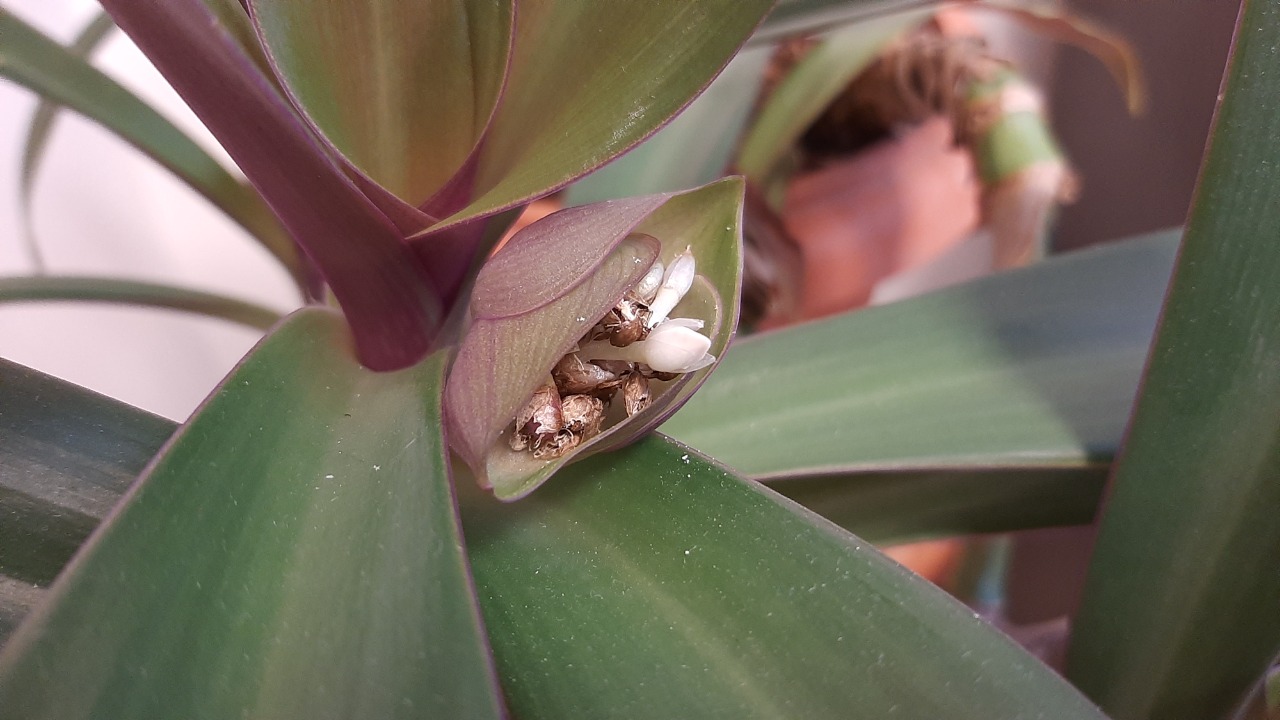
[1066,3,1280,718]
[0,310,504,719]
[431,0,774,229]
[448,179,744,500]
[460,434,1109,719]
[0,7,301,284]
[735,9,931,187]
[247,0,513,213]
[17,10,115,271]
[0,357,172,590]
[752,0,938,45]
[0,275,282,331]
[980,0,1147,115]
[100,0,441,369]
[664,230,1178,478]
[564,44,773,205]
[767,465,1107,545]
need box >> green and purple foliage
[0,1,1277,719]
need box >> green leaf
[0,8,302,287]
[447,179,745,500]
[247,0,513,211]
[735,8,932,188]
[1065,3,1280,718]
[460,434,1109,719]
[768,465,1108,545]
[564,44,773,205]
[753,0,939,45]
[434,0,774,227]
[664,229,1179,478]
[0,310,504,719]
[17,10,115,271]
[0,276,282,331]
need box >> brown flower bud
[510,382,562,453]
[622,372,652,417]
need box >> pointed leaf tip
[446,179,746,499]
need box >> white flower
[577,318,715,374]
[645,246,696,328]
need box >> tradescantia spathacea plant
[2,0,1279,719]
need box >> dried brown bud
[510,382,562,453]
[561,394,606,440]
[604,298,651,347]
[553,355,621,396]
[635,364,679,382]
[622,372,651,417]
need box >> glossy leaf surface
[1066,3,1280,717]
[0,7,298,279]
[665,230,1178,478]
[447,179,744,499]
[460,434,1109,719]
[0,311,504,719]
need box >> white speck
[680,454,689,463]
[324,474,334,479]
[684,549,691,555]
[373,465,381,471]
[576,316,586,322]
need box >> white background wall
[0,0,299,420]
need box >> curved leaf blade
[460,434,1109,719]
[431,0,774,230]
[564,44,773,205]
[1066,3,1280,717]
[0,7,301,283]
[0,310,504,719]
[17,10,115,272]
[0,275,282,331]
[664,230,1179,478]
[247,0,513,210]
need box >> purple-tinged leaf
[427,0,774,231]
[100,0,442,370]
[246,0,513,215]
[445,179,744,500]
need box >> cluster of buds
[509,246,715,458]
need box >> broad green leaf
[0,8,301,286]
[564,44,773,206]
[100,0,442,369]
[735,9,932,188]
[433,0,774,228]
[17,10,115,271]
[247,0,512,211]
[0,276,282,331]
[768,465,1107,545]
[1066,3,1280,718]
[664,229,1178,478]
[460,434,1109,719]
[447,179,745,500]
[0,310,504,719]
